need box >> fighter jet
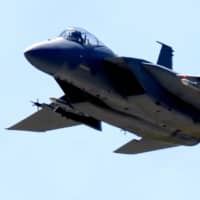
[8,27,200,154]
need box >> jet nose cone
[24,43,48,72]
[24,47,39,64]
[24,38,68,75]
[24,42,56,74]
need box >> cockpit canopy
[59,27,104,47]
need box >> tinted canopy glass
[59,27,104,46]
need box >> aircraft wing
[142,63,200,110]
[115,138,178,154]
[8,106,79,132]
[8,78,102,132]
[8,100,101,132]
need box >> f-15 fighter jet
[8,27,200,154]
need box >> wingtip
[6,127,17,131]
[113,146,134,154]
[114,149,134,155]
[114,150,122,154]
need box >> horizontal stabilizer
[8,107,79,132]
[115,138,178,154]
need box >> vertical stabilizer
[157,41,174,69]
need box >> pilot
[70,31,84,44]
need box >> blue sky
[1,0,200,199]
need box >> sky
[1,0,200,199]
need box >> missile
[50,97,73,111]
[49,97,85,116]
[50,97,68,105]
[31,100,53,110]
[32,97,85,116]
